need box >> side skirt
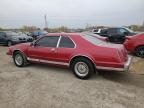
[27,57,69,66]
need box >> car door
[57,36,76,63]
[27,36,60,62]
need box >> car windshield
[124,27,134,33]
[82,34,105,45]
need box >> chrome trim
[57,35,76,49]
[124,56,132,71]
[56,36,61,48]
[27,57,69,66]
[27,57,39,62]
[96,66,125,71]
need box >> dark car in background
[30,30,48,39]
[0,31,33,46]
[93,27,136,43]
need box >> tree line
[0,24,144,32]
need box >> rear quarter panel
[71,35,123,68]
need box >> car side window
[117,28,128,35]
[36,36,59,47]
[101,29,108,34]
[59,36,75,48]
[108,28,117,35]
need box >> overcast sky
[0,0,143,28]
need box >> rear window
[82,34,105,45]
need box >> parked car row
[0,31,33,46]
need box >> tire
[13,51,27,67]
[7,41,12,47]
[135,46,144,58]
[71,58,95,79]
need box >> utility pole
[44,14,48,30]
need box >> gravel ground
[0,46,144,108]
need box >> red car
[7,33,132,79]
[124,33,144,57]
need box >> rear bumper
[123,56,132,72]
[96,56,132,72]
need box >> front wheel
[71,58,95,79]
[135,46,144,58]
[13,52,27,67]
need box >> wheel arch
[12,49,27,58]
[69,55,96,69]
[135,45,144,51]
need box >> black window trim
[57,36,76,49]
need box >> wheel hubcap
[137,48,144,57]
[74,62,89,77]
[15,54,23,65]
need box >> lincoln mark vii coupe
[7,33,132,79]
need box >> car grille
[19,38,26,41]
[27,38,33,42]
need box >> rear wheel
[71,58,95,79]
[135,46,144,58]
[13,51,27,67]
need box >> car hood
[12,35,32,39]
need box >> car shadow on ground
[25,63,144,88]
[98,70,144,88]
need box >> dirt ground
[0,46,144,108]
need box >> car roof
[45,33,80,37]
